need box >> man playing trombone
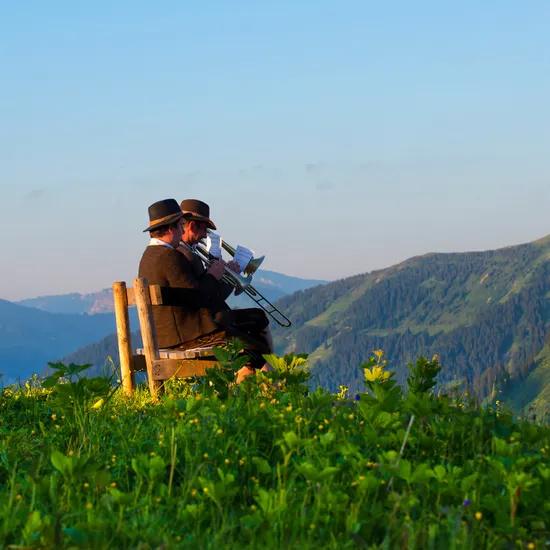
[138,198,273,384]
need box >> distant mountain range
[15,269,327,314]
[0,270,327,383]
[0,299,137,385]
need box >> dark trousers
[173,308,271,368]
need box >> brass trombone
[206,228,265,276]
[179,241,253,296]
[180,236,292,328]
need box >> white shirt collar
[149,237,174,249]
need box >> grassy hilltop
[1,352,549,549]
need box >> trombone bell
[240,255,264,275]
[207,229,265,275]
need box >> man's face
[189,220,208,245]
[168,220,184,247]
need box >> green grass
[0,356,549,549]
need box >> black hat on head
[143,199,184,232]
[180,199,217,230]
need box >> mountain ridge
[15,269,328,314]
[1,270,327,382]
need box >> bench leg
[113,281,135,397]
[134,277,163,400]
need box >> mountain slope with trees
[63,235,550,415]
[270,235,550,408]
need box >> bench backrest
[113,278,178,399]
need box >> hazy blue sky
[1,1,549,301]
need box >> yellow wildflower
[364,366,391,382]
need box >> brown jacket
[138,245,229,348]
[178,246,234,303]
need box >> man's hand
[207,260,225,280]
[225,260,242,274]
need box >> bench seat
[136,347,216,360]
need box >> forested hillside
[65,236,550,414]
[271,235,550,407]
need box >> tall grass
[0,352,549,549]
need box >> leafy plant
[262,351,311,392]
[0,353,549,549]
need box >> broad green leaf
[396,460,411,482]
[50,451,68,475]
[283,431,303,451]
[252,457,272,475]
[410,463,435,485]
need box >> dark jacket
[179,246,235,303]
[138,245,229,348]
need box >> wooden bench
[113,278,222,399]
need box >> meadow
[0,348,549,549]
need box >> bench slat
[151,358,220,379]
[136,347,216,360]
[127,287,164,307]
[127,285,212,308]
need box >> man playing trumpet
[138,198,274,384]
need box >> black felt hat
[180,199,217,230]
[143,199,184,232]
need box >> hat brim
[143,212,184,232]
[182,213,217,231]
